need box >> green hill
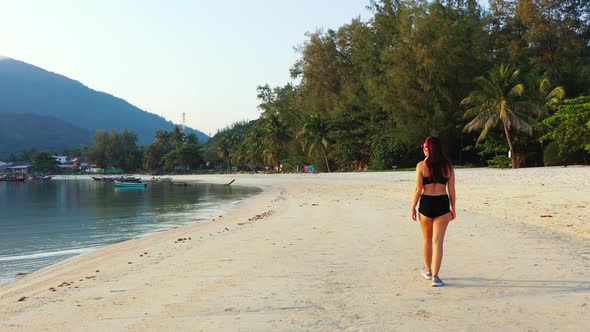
[0,113,92,154]
[0,56,209,154]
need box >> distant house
[59,161,77,171]
[71,157,90,171]
[53,155,69,164]
[0,162,32,176]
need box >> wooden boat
[91,175,141,182]
[31,174,52,180]
[119,176,142,183]
[114,181,147,188]
[91,175,119,181]
[150,176,172,182]
[0,175,26,182]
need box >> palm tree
[215,133,239,172]
[230,142,255,172]
[171,126,185,147]
[461,64,541,168]
[298,113,333,172]
[263,114,291,171]
[527,75,566,111]
[155,130,170,144]
[243,124,266,170]
[526,75,566,163]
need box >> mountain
[0,56,209,153]
[0,113,92,154]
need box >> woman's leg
[431,213,451,276]
[419,214,434,271]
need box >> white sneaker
[431,276,444,287]
[421,269,432,280]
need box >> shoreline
[1,168,588,330]
[0,179,263,286]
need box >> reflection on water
[0,179,260,284]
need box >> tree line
[87,127,204,173]
[209,0,590,171]
[4,127,205,174]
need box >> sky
[0,0,374,136]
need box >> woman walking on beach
[411,136,456,287]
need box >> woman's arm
[411,163,424,221]
[447,167,456,220]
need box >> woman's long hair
[424,136,452,180]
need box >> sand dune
[1,167,588,331]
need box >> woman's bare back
[418,161,452,196]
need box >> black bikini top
[423,175,448,185]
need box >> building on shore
[0,162,32,176]
[53,155,69,164]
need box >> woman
[411,136,456,287]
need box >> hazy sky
[0,0,373,136]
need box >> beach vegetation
[215,132,239,171]
[486,155,512,168]
[87,129,141,171]
[202,0,588,172]
[540,96,590,164]
[463,137,510,166]
[143,126,203,173]
[299,113,333,172]
[162,143,203,171]
[262,114,293,171]
[542,141,563,166]
[31,152,60,173]
[461,64,543,169]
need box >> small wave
[0,247,98,262]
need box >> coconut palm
[171,126,185,147]
[527,74,566,112]
[298,113,333,172]
[216,133,239,172]
[154,130,173,149]
[243,124,266,170]
[461,64,541,168]
[263,114,291,171]
[230,142,256,172]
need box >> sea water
[0,178,260,284]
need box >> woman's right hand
[411,208,417,221]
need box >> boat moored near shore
[0,174,26,182]
[114,181,147,188]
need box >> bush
[369,138,415,170]
[487,155,511,168]
[463,137,509,167]
[543,141,563,166]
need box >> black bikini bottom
[419,195,450,218]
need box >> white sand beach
[1,167,589,331]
